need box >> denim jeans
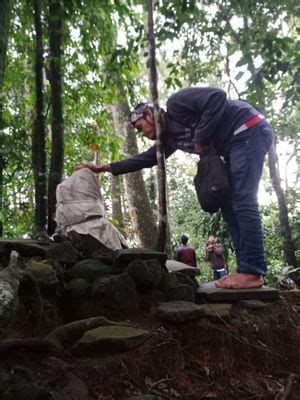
[222,121,274,276]
[213,268,227,280]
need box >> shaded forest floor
[1,291,300,400]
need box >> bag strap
[199,142,217,159]
[209,142,218,154]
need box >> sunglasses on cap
[129,103,153,125]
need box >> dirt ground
[1,291,300,400]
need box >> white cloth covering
[55,168,128,250]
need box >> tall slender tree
[32,0,47,238]
[147,0,168,252]
[47,0,64,235]
[0,0,11,88]
[0,0,12,237]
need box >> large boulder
[172,271,198,289]
[125,259,163,291]
[154,301,205,323]
[0,239,79,267]
[114,248,167,272]
[68,278,91,302]
[90,251,115,267]
[24,259,59,296]
[0,238,50,258]
[67,259,115,283]
[77,274,138,317]
[44,260,64,283]
[158,273,178,294]
[45,241,80,265]
[67,230,114,257]
[138,289,165,311]
[166,284,195,303]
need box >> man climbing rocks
[77,86,274,289]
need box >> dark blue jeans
[213,268,227,280]
[222,121,274,276]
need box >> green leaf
[227,45,237,57]
[235,71,244,80]
[235,58,247,67]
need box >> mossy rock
[68,278,91,300]
[154,301,205,323]
[166,284,195,302]
[125,259,163,290]
[198,303,232,318]
[67,259,115,283]
[73,325,148,354]
[25,259,59,296]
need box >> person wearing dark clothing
[176,235,197,267]
[78,86,274,289]
[205,235,227,280]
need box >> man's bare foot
[215,273,263,289]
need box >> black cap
[129,103,153,124]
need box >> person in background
[176,235,197,268]
[205,235,228,280]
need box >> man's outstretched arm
[76,163,112,173]
[76,140,176,176]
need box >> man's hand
[75,163,112,173]
[194,143,204,154]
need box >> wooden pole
[147,0,167,252]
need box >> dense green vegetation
[0,0,299,285]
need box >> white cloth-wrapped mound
[55,168,128,250]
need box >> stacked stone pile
[0,238,199,323]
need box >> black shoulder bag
[193,147,230,213]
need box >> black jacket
[111,87,261,176]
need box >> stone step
[0,238,51,258]
[73,324,149,355]
[0,238,79,264]
[196,281,279,303]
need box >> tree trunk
[147,0,168,252]
[111,99,158,249]
[0,0,12,237]
[111,174,125,233]
[0,0,11,86]
[47,0,64,235]
[268,142,297,266]
[32,0,48,238]
[0,165,3,237]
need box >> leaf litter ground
[0,291,299,400]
